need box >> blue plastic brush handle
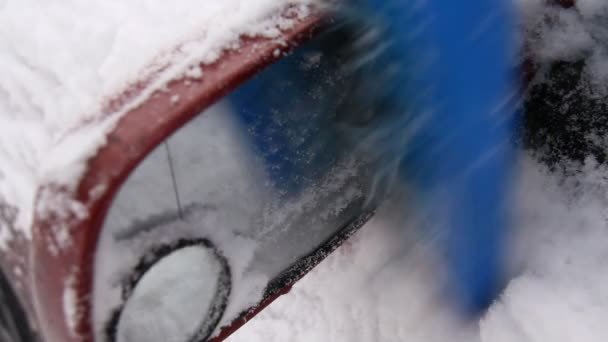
[358,0,519,314]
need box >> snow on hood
[0,0,314,248]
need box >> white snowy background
[1,0,608,341]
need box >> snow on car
[1,0,608,342]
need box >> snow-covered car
[2,0,606,341]
[0,3,380,341]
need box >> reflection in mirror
[116,242,229,342]
[94,19,376,341]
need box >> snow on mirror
[94,25,375,342]
[116,243,229,342]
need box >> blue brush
[346,0,520,314]
[230,0,520,315]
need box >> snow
[63,277,78,336]
[0,0,315,336]
[1,0,608,341]
[93,102,367,340]
[229,156,608,342]
[116,245,225,342]
[92,105,271,340]
[227,2,608,341]
[0,0,314,248]
[519,0,608,94]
